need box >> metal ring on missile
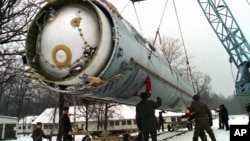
[52,45,72,67]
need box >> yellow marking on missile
[71,18,81,27]
[86,74,125,90]
[52,45,72,67]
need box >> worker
[136,91,162,141]
[158,110,166,132]
[213,107,224,129]
[190,94,216,141]
[220,104,230,131]
[31,122,51,141]
[61,107,73,141]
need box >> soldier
[158,110,166,132]
[220,104,230,130]
[185,107,207,141]
[190,94,216,141]
[136,91,162,141]
[31,122,51,141]
[61,107,73,141]
[213,106,224,129]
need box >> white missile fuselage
[25,0,195,111]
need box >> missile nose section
[26,2,112,85]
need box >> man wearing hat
[31,122,51,141]
[219,104,230,130]
[190,94,216,141]
[61,107,73,141]
[135,91,162,141]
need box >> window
[127,120,131,125]
[177,117,182,122]
[134,120,137,124]
[122,120,126,125]
[110,121,114,126]
[115,121,120,126]
[171,117,176,122]
[49,125,53,129]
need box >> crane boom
[198,0,250,95]
[198,0,250,67]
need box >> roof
[19,116,38,124]
[0,115,17,119]
[0,116,17,124]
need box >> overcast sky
[108,0,250,97]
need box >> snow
[8,114,249,141]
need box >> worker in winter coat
[213,107,224,129]
[158,110,166,132]
[136,91,162,141]
[190,94,216,141]
[61,107,73,141]
[31,122,51,141]
[185,107,207,141]
[220,104,230,130]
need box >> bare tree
[149,36,195,80]
[0,0,44,44]
[90,101,121,131]
[150,36,217,105]
[191,71,214,104]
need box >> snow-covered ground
[8,115,249,141]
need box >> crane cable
[172,0,196,95]
[150,0,176,75]
[152,0,169,46]
[131,2,144,35]
[120,0,131,14]
[246,0,250,6]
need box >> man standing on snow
[136,91,162,141]
[32,122,51,141]
[61,107,73,141]
[220,104,230,130]
[190,94,216,141]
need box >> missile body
[25,0,195,111]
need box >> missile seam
[130,58,192,98]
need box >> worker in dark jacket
[136,91,162,141]
[190,94,216,141]
[31,122,51,141]
[61,107,73,141]
[213,107,224,129]
[185,107,207,141]
[220,104,230,130]
[158,110,166,132]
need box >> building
[17,116,38,135]
[0,116,17,140]
[29,105,187,135]
[31,105,138,135]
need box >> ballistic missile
[25,0,195,111]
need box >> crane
[131,0,250,95]
[197,0,250,95]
